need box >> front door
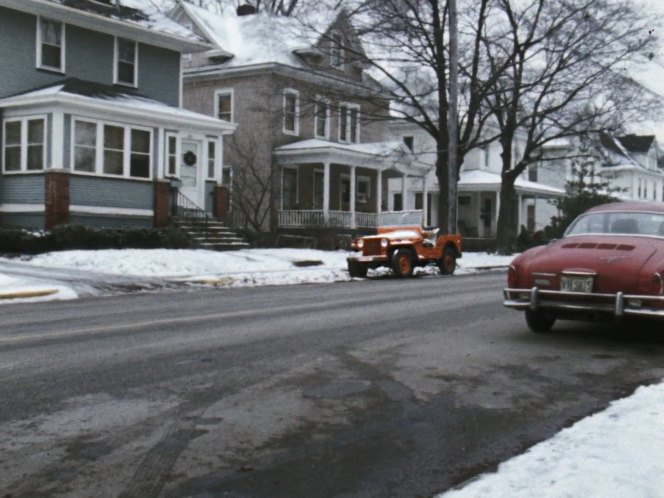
[180,140,203,209]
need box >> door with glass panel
[180,140,203,208]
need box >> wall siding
[69,214,151,229]
[0,213,44,229]
[0,175,45,204]
[0,7,180,104]
[70,176,153,210]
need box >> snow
[0,272,77,305]
[0,249,513,303]
[440,381,664,498]
[460,170,565,196]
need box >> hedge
[0,224,192,254]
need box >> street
[2,272,664,498]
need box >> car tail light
[507,265,519,288]
[650,272,663,295]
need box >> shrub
[0,224,193,254]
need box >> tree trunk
[496,177,518,254]
[436,155,449,233]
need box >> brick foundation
[44,170,70,229]
[153,180,171,228]
[213,185,230,221]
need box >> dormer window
[37,18,64,72]
[115,37,138,87]
[330,30,343,67]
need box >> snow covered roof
[180,2,330,70]
[5,0,209,52]
[274,139,430,175]
[0,79,235,132]
[459,170,565,196]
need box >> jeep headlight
[380,238,389,248]
[357,239,364,249]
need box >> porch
[273,139,430,230]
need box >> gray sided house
[0,0,235,231]
[172,2,428,238]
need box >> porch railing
[278,209,423,229]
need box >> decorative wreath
[183,151,197,166]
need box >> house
[389,120,565,240]
[595,133,664,202]
[170,1,427,240]
[0,0,235,231]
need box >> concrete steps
[172,217,249,251]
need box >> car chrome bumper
[503,287,664,318]
[347,255,388,264]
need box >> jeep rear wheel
[391,249,414,278]
[438,247,457,275]
[348,261,368,278]
[525,309,556,333]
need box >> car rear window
[565,212,664,237]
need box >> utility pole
[447,0,459,234]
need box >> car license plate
[560,275,593,293]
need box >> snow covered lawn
[440,381,664,498]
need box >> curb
[0,289,59,300]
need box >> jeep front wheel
[391,249,414,278]
[348,261,368,278]
[438,247,457,275]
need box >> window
[283,89,299,135]
[313,170,324,209]
[330,30,343,67]
[357,176,370,203]
[74,120,97,172]
[115,37,137,87]
[166,134,178,177]
[207,140,217,180]
[37,18,64,72]
[72,119,151,179]
[315,99,329,139]
[130,129,150,178]
[393,193,403,211]
[528,165,538,182]
[3,117,46,172]
[222,166,232,187]
[339,103,360,143]
[403,136,414,151]
[282,167,298,209]
[215,90,233,122]
[103,125,124,175]
[482,145,490,168]
[415,192,423,210]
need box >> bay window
[72,119,152,179]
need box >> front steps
[172,217,249,251]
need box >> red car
[504,202,664,332]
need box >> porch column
[401,174,408,210]
[422,175,428,226]
[377,169,383,213]
[350,165,356,228]
[323,161,330,222]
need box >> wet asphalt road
[2,271,664,497]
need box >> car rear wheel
[438,247,457,275]
[391,249,414,278]
[525,309,556,333]
[348,261,368,278]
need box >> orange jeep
[347,226,462,278]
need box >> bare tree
[345,0,516,234]
[484,0,660,253]
[155,0,302,15]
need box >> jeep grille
[363,239,383,256]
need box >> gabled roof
[0,0,209,52]
[176,2,366,70]
[616,134,656,154]
[0,78,235,132]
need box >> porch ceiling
[273,139,429,176]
